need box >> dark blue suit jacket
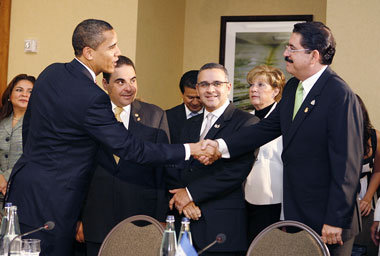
[6,59,184,254]
[82,100,170,243]
[224,67,363,240]
[166,103,187,144]
[173,103,258,252]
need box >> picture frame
[219,15,313,111]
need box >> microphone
[197,233,226,255]
[8,221,55,256]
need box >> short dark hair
[293,21,336,65]
[0,74,36,121]
[103,55,135,83]
[72,19,113,56]
[199,63,229,81]
[179,70,198,94]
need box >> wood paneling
[0,0,11,96]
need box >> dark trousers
[246,202,281,243]
[85,241,101,256]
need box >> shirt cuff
[216,139,230,158]
[185,187,193,202]
[184,144,191,160]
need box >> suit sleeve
[187,117,259,203]
[324,79,363,228]
[83,93,185,166]
[224,100,282,158]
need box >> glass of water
[21,239,40,256]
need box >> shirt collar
[301,65,328,98]
[203,100,230,120]
[111,101,131,114]
[75,57,96,82]
[184,104,204,119]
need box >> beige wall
[327,0,380,127]
[8,0,138,85]
[135,0,185,109]
[183,0,326,72]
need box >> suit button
[5,137,9,142]
[4,154,8,158]
[189,168,193,172]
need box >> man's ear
[102,78,109,91]
[310,50,320,65]
[82,46,94,60]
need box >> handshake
[189,139,221,165]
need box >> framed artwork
[219,15,313,111]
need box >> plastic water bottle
[178,217,192,245]
[3,206,21,255]
[159,215,177,256]
[0,203,12,255]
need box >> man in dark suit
[79,56,170,256]
[183,22,363,255]
[166,70,203,143]
[5,19,215,256]
[169,63,258,255]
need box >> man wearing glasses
[168,63,259,255]
[174,22,363,256]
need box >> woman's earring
[7,98,10,101]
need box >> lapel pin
[214,124,220,128]
[137,117,141,122]
[304,107,309,113]
[134,113,139,117]
[310,100,315,105]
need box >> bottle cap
[166,215,175,222]
[181,217,190,223]
[5,203,12,207]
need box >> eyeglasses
[197,81,229,88]
[284,44,310,53]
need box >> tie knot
[297,81,304,92]
[189,112,198,118]
[206,113,214,120]
[114,106,124,116]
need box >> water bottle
[177,217,192,245]
[0,203,13,255]
[3,206,21,255]
[159,215,177,256]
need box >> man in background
[166,70,203,143]
[78,56,170,256]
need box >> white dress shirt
[111,102,131,130]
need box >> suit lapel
[204,103,234,140]
[283,68,332,150]
[2,117,12,135]
[128,101,142,133]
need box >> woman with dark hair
[0,74,34,202]
[354,94,380,255]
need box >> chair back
[98,215,165,256]
[246,220,330,256]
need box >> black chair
[97,215,165,256]
[246,220,330,256]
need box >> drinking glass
[21,239,40,256]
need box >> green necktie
[292,81,304,120]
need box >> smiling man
[80,56,170,256]
[197,22,363,256]
[168,63,258,255]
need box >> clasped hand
[190,139,221,165]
